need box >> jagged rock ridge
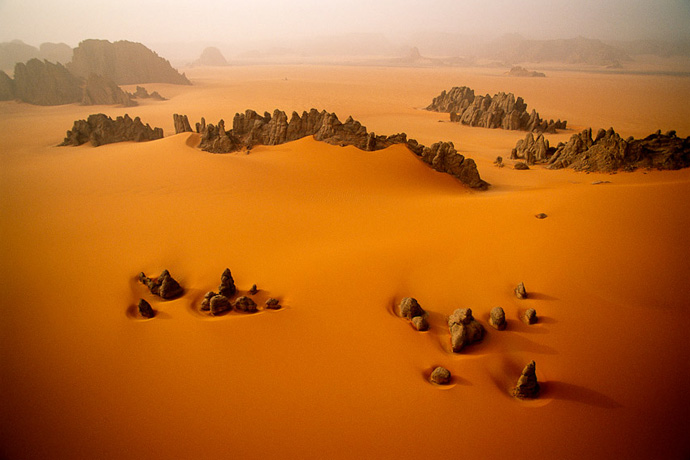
[176,109,489,190]
[68,39,190,85]
[60,113,163,147]
[12,58,82,105]
[426,86,566,133]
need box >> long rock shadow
[541,381,622,409]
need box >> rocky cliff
[13,58,82,105]
[82,73,136,107]
[60,113,163,147]
[0,70,14,100]
[177,109,488,190]
[427,86,566,133]
[68,39,190,85]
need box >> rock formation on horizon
[68,39,191,85]
[448,308,485,352]
[193,47,228,66]
[426,86,566,133]
[0,40,72,73]
[82,73,136,107]
[177,109,489,190]
[138,270,184,300]
[506,66,546,77]
[60,113,163,147]
[513,360,540,399]
[12,58,82,105]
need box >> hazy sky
[1,0,689,47]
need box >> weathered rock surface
[68,39,191,85]
[399,297,425,319]
[138,269,183,300]
[209,294,232,316]
[249,284,258,295]
[523,308,538,325]
[489,306,506,330]
[546,128,690,172]
[82,73,136,107]
[427,86,566,133]
[514,162,530,170]
[137,299,155,319]
[513,360,540,399]
[515,282,528,299]
[173,114,193,134]
[430,367,452,385]
[132,86,166,100]
[234,296,258,313]
[200,291,217,311]
[412,316,429,331]
[60,113,163,147]
[0,70,14,100]
[218,268,236,298]
[507,66,546,77]
[193,47,228,66]
[265,298,281,309]
[448,308,485,352]
[12,58,82,105]
[511,132,555,165]
[180,109,489,190]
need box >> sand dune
[1,65,689,459]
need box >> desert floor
[1,65,689,459]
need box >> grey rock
[173,114,193,134]
[265,298,281,309]
[200,291,217,311]
[514,162,530,170]
[81,73,136,107]
[13,58,82,106]
[209,294,232,316]
[249,284,258,295]
[60,113,163,147]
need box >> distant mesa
[0,40,72,72]
[67,39,191,85]
[11,58,82,105]
[193,47,228,66]
[426,86,567,133]
[506,66,545,77]
[511,128,690,172]
[60,113,163,147]
[175,109,489,190]
[0,70,16,100]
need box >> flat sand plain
[1,65,689,459]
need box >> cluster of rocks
[506,66,546,78]
[426,86,567,133]
[448,308,485,352]
[0,58,169,107]
[138,269,184,300]
[398,297,429,331]
[60,113,164,147]
[173,110,489,190]
[67,39,190,85]
[200,269,281,316]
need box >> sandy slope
[1,65,689,460]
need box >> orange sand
[1,66,689,459]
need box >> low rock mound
[426,86,566,133]
[179,110,489,190]
[448,308,484,352]
[234,296,258,313]
[0,70,15,100]
[193,47,228,66]
[138,269,183,300]
[60,113,163,147]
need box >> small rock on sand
[137,299,155,318]
[489,306,506,330]
[430,366,452,385]
[535,213,548,219]
[515,282,528,299]
[412,316,429,331]
[265,298,281,309]
[399,297,424,319]
[234,296,257,313]
[523,308,538,324]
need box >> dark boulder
[200,291,217,311]
[234,296,257,313]
[430,366,452,385]
[209,294,232,316]
[13,58,82,105]
[489,306,506,330]
[412,316,429,331]
[523,308,538,325]
[173,114,193,134]
[81,73,136,107]
[137,299,155,318]
[138,269,183,300]
[265,298,281,309]
[513,360,540,399]
[218,268,236,298]
[249,284,258,295]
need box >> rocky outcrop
[399,297,424,319]
[182,109,489,190]
[137,299,155,318]
[515,282,528,299]
[523,308,538,325]
[68,39,191,85]
[506,66,546,77]
[234,296,257,313]
[0,70,14,100]
[427,86,566,133]
[132,86,166,101]
[265,298,281,310]
[218,268,236,298]
[60,113,164,147]
[173,114,193,134]
[489,306,506,330]
[430,367,451,385]
[510,132,555,165]
[193,47,228,66]
[513,361,540,399]
[546,128,690,172]
[138,269,183,300]
[12,58,82,105]
[448,308,485,352]
[82,73,136,107]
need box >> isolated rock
[535,213,548,219]
[81,73,136,107]
[265,298,281,309]
[234,296,257,313]
[193,47,228,66]
[515,282,528,299]
[514,162,530,170]
[427,85,566,133]
[430,366,452,385]
[448,308,485,352]
[68,39,190,85]
[399,297,425,319]
[137,299,155,319]
[12,58,82,105]
[60,113,163,146]
[173,114,193,134]
[218,268,236,298]
[138,269,183,299]
[417,141,489,190]
[546,127,690,172]
[249,284,258,295]
[489,307,506,330]
[513,360,540,399]
[209,294,232,316]
[494,156,504,167]
[412,316,429,331]
[523,308,538,325]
